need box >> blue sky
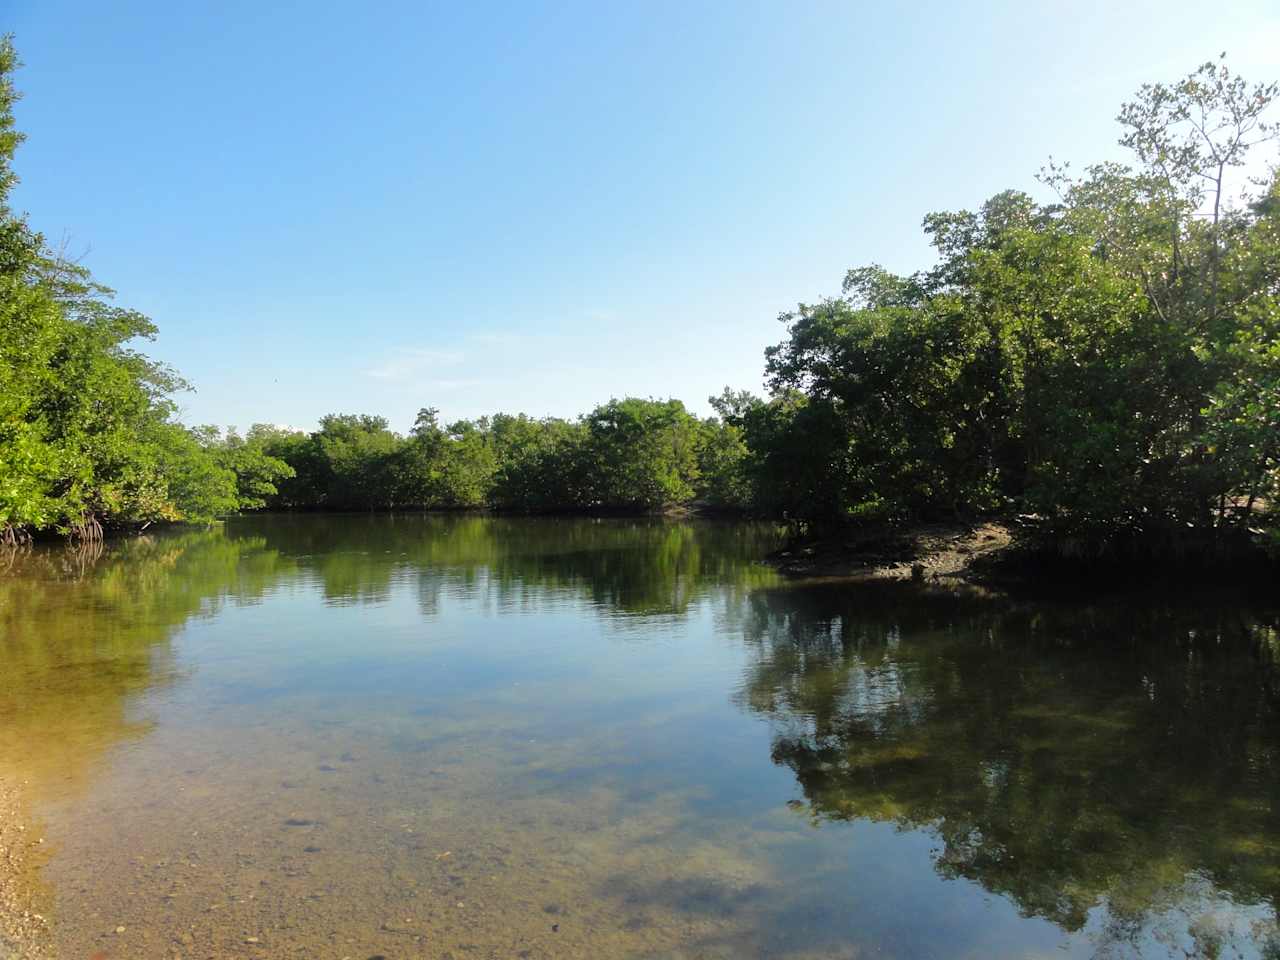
[7,1,1279,432]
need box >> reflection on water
[1,515,1278,958]
[738,583,1280,957]
[0,532,291,798]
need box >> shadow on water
[735,579,1280,955]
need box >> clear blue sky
[7,1,1279,432]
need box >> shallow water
[1,515,1278,959]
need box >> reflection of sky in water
[2,515,1278,959]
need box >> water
[1,515,1278,959]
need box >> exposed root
[0,524,31,548]
[67,513,103,544]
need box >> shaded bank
[768,518,1014,582]
[767,515,1279,588]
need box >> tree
[309,415,403,509]
[488,414,590,512]
[756,58,1279,555]
[0,36,259,538]
[197,426,295,510]
[696,414,752,510]
[581,398,702,510]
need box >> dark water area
[1,515,1278,959]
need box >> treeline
[233,400,750,513]
[2,37,1278,557]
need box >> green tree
[696,414,752,510]
[312,414,403,509]
[0,36,244,538]
[195,426,296,511]
[581,398,702,510]
[488,413,590,511]
[756,58,1279,555]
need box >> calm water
[2,515,1279,959]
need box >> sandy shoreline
[0,777,50,960]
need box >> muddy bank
[767,520,1017,583]
[0,778,49,960]
[768,517,1279,590]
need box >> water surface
[1,515,1278,959]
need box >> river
[1,515,1277,958]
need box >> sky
[6,0,1280,433]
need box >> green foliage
[182,425,296,515]
[580,398,701,509]
[757,59,1280,553]
[0,37,279,537]
[255,426,326,508]
[214,426,296,510]
[434,418,499,508]
[255,398,724,515]
[696,415,752,510]
[711,388,854,519]
[311,414,402,509]
[153,423,240,522]
[0,277,65,531]
[488,414,589,511]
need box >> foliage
[758,58,1280,552]
[252,398,728,514]
[580,398,701,509]
[0,36,295,538]
[488,413,589,511]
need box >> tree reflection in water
[736,580,1280,953]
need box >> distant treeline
[1,36,1277,557]
[225,401,750,514]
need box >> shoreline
[767,519,1015,584]
[0,777,50,960]
[13,503,758,545]
[766,518,1279,590]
